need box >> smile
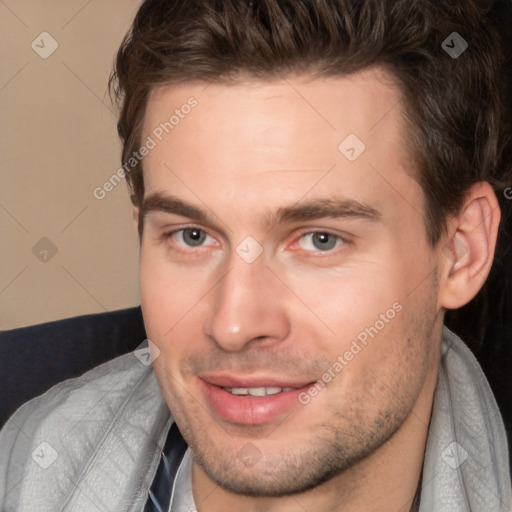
[224,386,295,396]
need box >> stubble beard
[160,275,440,498]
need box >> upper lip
[199,373,315,389]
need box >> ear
[438,182,500,309]
[133,206,140,227]
[133,206,142,241]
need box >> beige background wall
[1,0,143,330]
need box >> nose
[203,255,291,352]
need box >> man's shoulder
[0,350,171,510]
[419,328,512,510]
[1,350,149,441]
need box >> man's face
[139,69,443,496]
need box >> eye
[169,228,215,248]
[298,232,343,252]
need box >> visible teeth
[226,386,295,396]
[248,387,266,397]
[231,388,248,395]
[265,387,283,395]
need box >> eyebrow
[268,198,381,227]
[141,192,381,230]
[142,193,208,222]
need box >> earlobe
[439,182,500,310]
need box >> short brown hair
[109,0,511,246]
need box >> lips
[198,374,315,425]
[225,386,295,396]
[199,373,312,389]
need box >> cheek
[139,245,218,363]
[140,248,184,343]
[318,301,433,432]
[280,261,429,395]
[140,246,196,324]
[279,262,405,344]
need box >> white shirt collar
[170,448,197,512]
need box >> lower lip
[200,380,312,425]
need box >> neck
[191,360,439,512]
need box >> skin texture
[137,68,500,512]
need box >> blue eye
[171,228,212,247]
[298,232,343,251]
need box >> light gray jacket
[0,327,511,511]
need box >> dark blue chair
[0,306,146,427]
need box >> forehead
[144,68,407,157]
[140,68,422,225]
